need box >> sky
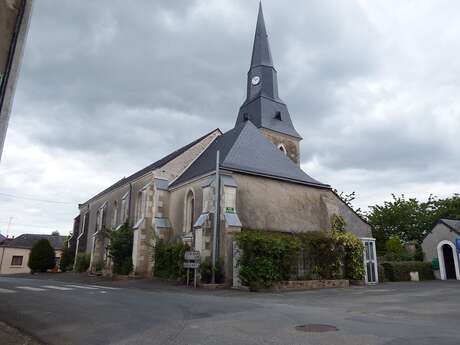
[1,0,459,237]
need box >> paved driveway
[0,274,459,345]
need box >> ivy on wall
[153,240,189,280]
[109,223,133,275]
[235,217,365,289]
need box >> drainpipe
[211,150,220,284]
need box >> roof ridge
[81,128,221,205]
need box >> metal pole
[211,150,220,284]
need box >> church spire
[235,2,301,140]
[251,2,273,68]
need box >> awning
[224,212,242,227]
[194,213,209,228]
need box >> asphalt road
[0,275,460,345]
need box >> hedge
[381,261,434,281]
[153,240,189,280]
[235,229,364,290]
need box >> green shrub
[332,231,364,280]
[298,231,344,279]
[235,228,366,289]
[414,244,424,261]
[235,230,300,290]
[109,224,133,275]
[378,264,386,282]
[154,240,189,280]
[384,236,407,261]
[200,258,224,284]
[28,239,56,273]
[59,239,74,272]
[75,253,91,273]
[381,261,434,281]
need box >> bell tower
[235,3,301,164]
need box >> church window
[120,193,129,224]
[278,143,287,155]
[111,201,118,228]
[224,187,236,213]
[274,111,282,120]
[184,190,195,233]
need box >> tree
[28,239,56,273]
[59,237,74,272]
[366,194,460,254]
[109,224,133,275]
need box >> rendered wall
[232,173,371,237]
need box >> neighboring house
[0,233,6,243]
[422,219,460,280]
[0,234,65,274]
[73,4,375,285]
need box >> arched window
[136,191,144,221]
[277,143,287,155]
[112,201,118,228]
[184,190,195,233]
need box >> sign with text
[184,251,201,261]
[183,262,200,269]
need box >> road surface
[0,275,459,345]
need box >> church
[70,4,374,285]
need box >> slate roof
[82,128,220,205]
[1,234,66,250]
[439,219,460,234]
[171,121,330,189]
[236,3,301,139]
[250,2,273,68]
[0,233,5,242]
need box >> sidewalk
[0,322,43,345]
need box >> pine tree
[28,239,56,273]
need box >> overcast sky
[1,0,459,237]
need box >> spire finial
[251,1,273,68]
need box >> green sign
[225,207,235,213]
[431,258,439,270]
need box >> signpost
[184,250,200,288]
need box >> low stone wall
[277,279,349,290]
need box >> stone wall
[260,128,300,164]
[277,279,349,290]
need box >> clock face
[251,76,260,86]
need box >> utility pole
[211,150,220,284]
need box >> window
[184,190,195,233]
[96,204,106,232]
[224,187,236,213]
[112,201,118,228]
[11,256,23,266]
[136,190,145,221]
[120,193,129,223]
[277,143,287,155]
